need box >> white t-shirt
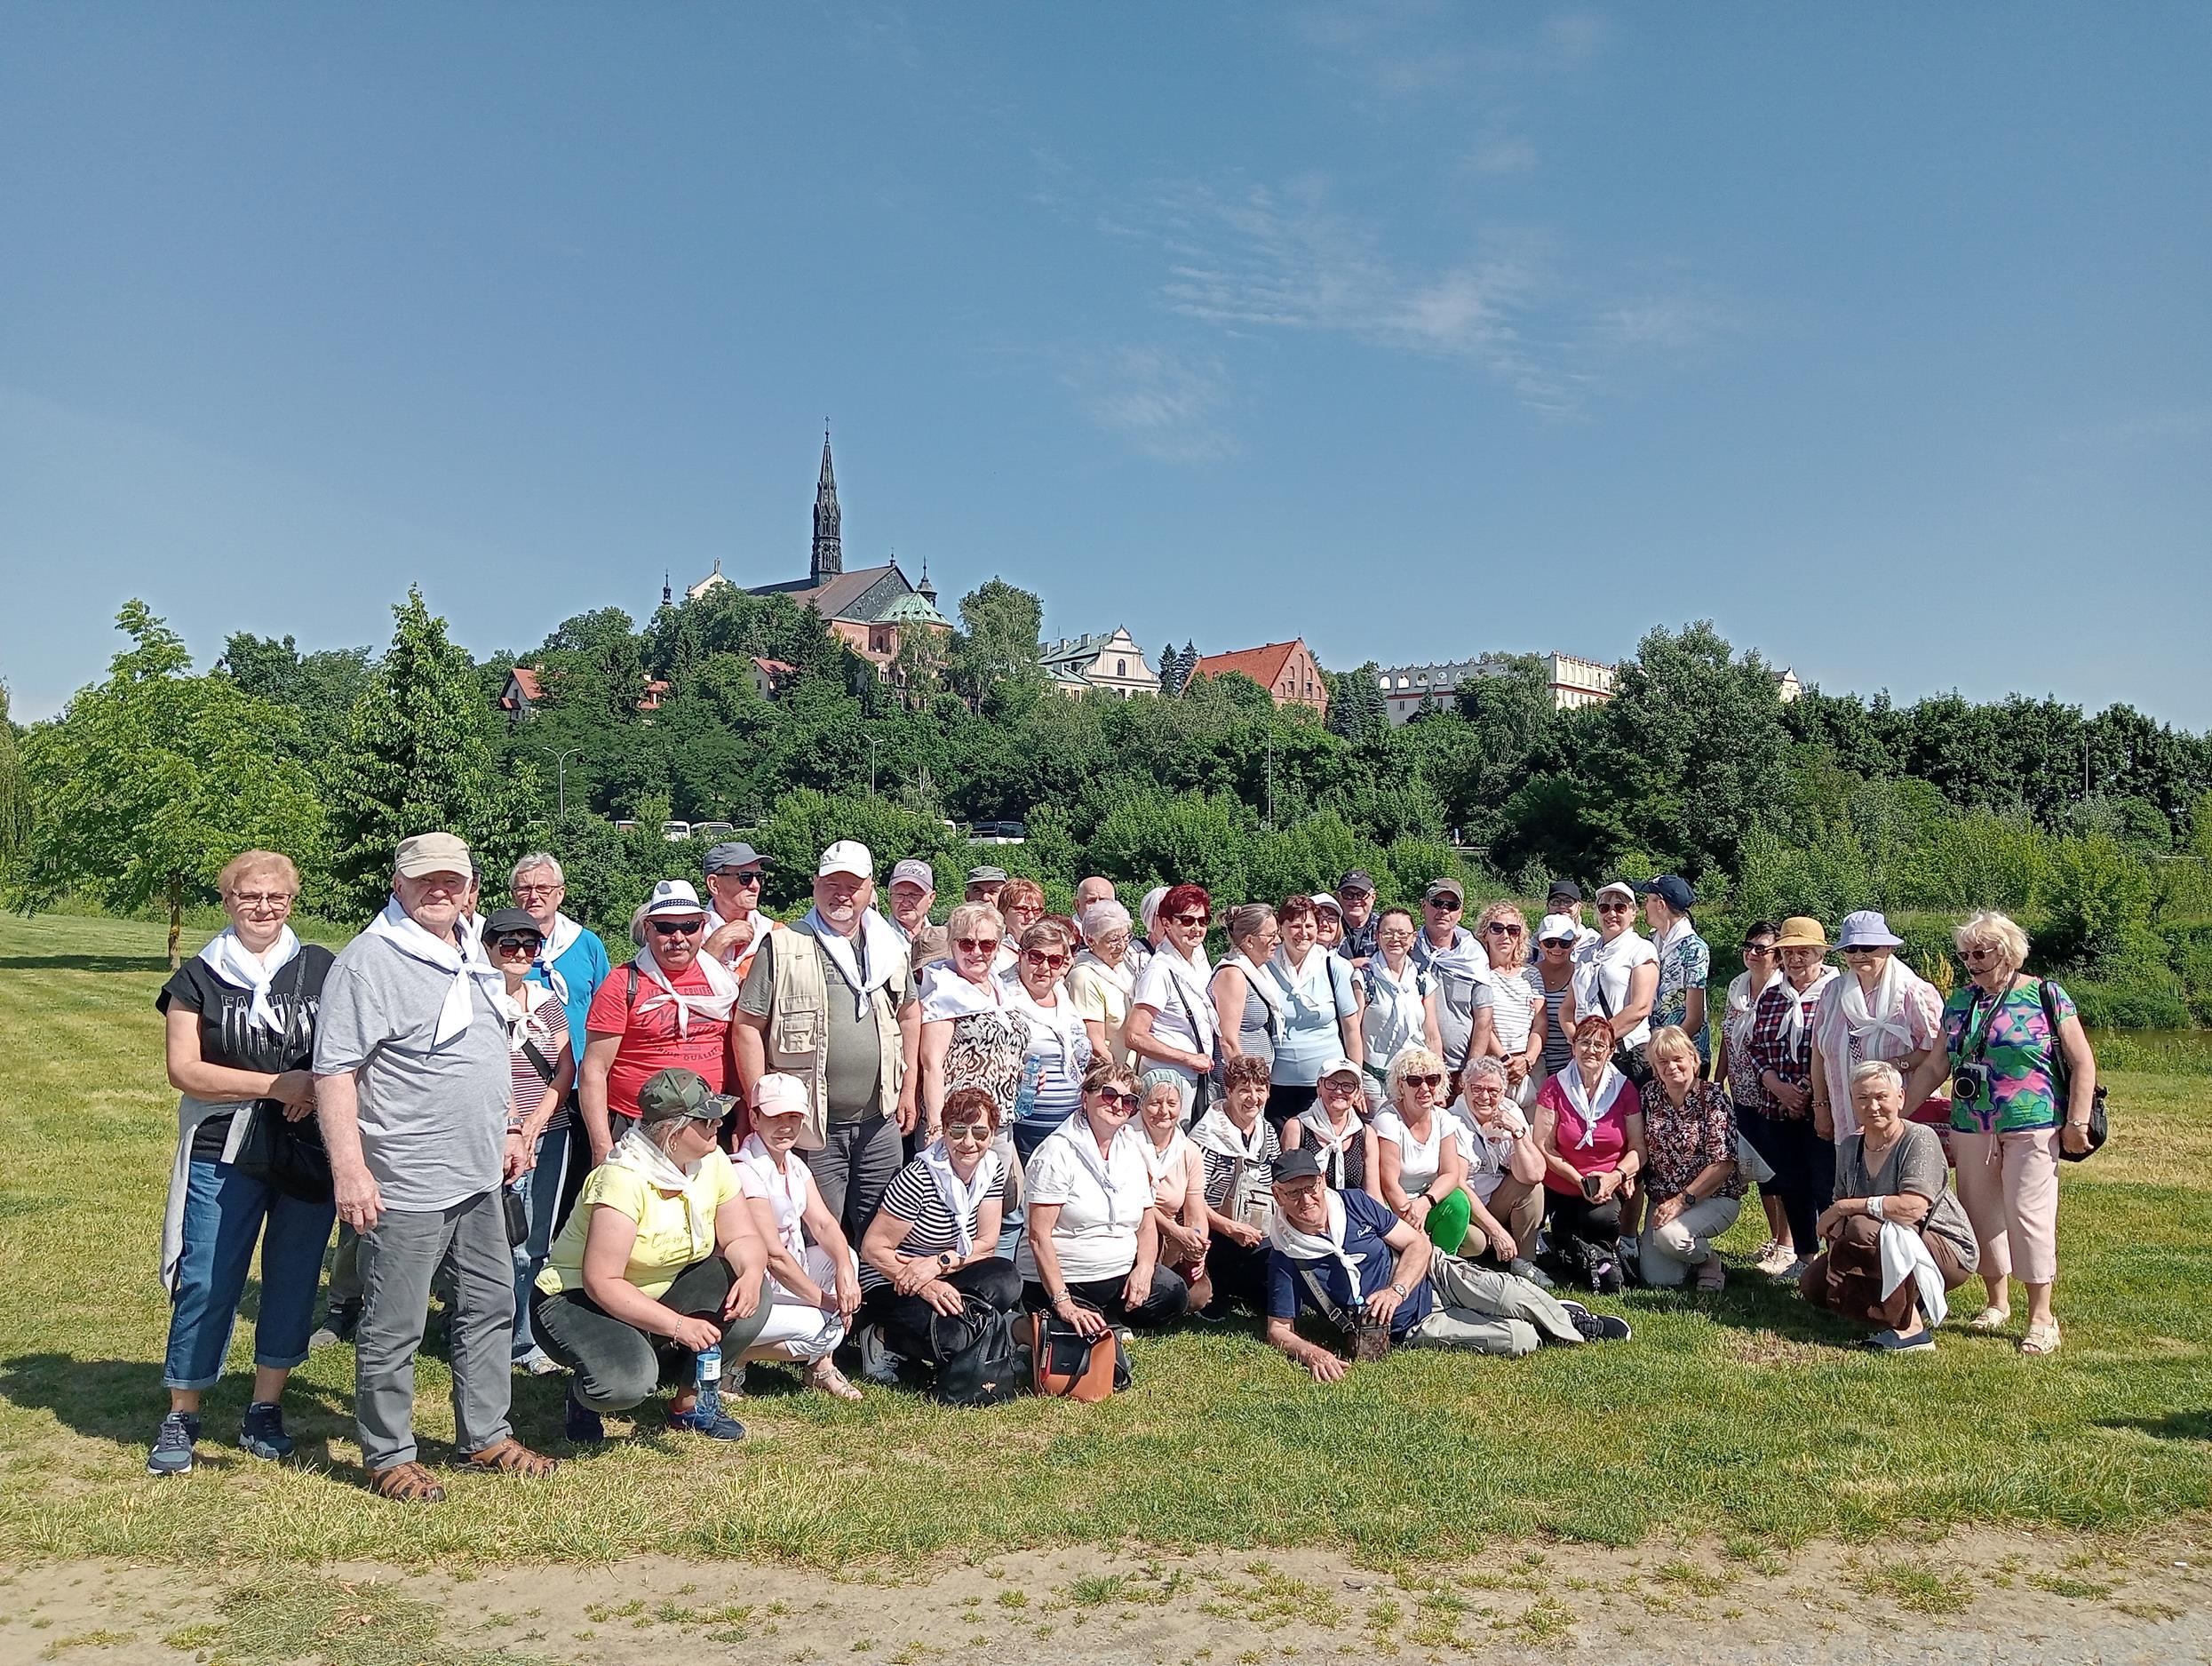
[1373,1108,1452,1199]
[1445,1099,1528,1203]
[1014,1120,1154,1285]
[1572,932,1659,1048]
[1130,948,1214,1084]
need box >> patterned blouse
[1651,926,1712,1053]
[1637,1079,1744,1201]
[1744,972,1834,1121]
[1940,978,2076,1135]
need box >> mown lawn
[3,910,2209,1569]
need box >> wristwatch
[1389,1281,1409,1298]
[936,1251,957,1271]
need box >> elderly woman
[1532,914,1581,1083]
[1636,1026,1741,1291]
[1449,1056,1548,1281]
[1311,893,1347,952]
[480,906,577,1375]
[1019,1059,1190,1334]
[1134,1066,1213,1311]
[733,1073,865,1399]
[1745,918,1841,1279]
[1804,1061,1981,1351]
[1126,883,1219,1111]
[1211,903,1283,1084]
[1190,1055,1283,1313]
[918,902,1028,1139]
[993,880,1046,977]
[1640,877,1710,1063]
[1265,896,1365,1129]
[1903,911,2097,1356]
[530,1068,770,1444]
[1373,1046,1475,1254]
[1475,903,1546,1106]
[1357,907,1444,1107]
[1282,1056,1382,1200]
[1003,917,1094,1164]
[1717,920,1792,1275]
[1533,1014,1645,1293]
[1068,899,1139,1068]
[1810,911,1944,1144]
[150,851,337,1477]
[1560,881,1658,1075]
[853,1086,1024,1383]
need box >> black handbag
[227,958,332,1204]
[1590,965,1654,1088]
[929,1299,1022,1407]
[2039,979,2108,1163]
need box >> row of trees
[7,578,2212,1015]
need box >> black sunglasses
[649,919,704,937]
[489,932,544,954]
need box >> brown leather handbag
[1016,1311,1119,1401]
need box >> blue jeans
[509,1123,580,1361]
[163,1158,337,1391]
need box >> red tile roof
[507,666,545,703]
[1192,641,1301,691]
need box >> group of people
[151,839,2101,1498]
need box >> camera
[1952,1061,1993,1110]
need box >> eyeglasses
[1319,1077,1363,1096]
[1402,1072,1444,1090]
[714,869,764,887]
[1741,943,1775,957]
[1426,899,1462,912]
[1484,922,1524,937]
[649,919,704,937]
[1094,1088,1143,1110]
[954,936,1000,953]
[1540,937,1572,948]
[1023,950,1070,969]
[227,892,295,909]
[1379,929,1415,942]
[1959,945,2001,963]
[511,882,562,897]
[490,933,544,954]
[943,1122,993,1143]
[1841,945,1883,958]
[1168,912,1210,927]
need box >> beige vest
[762,928,904,1150]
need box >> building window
[1117,658,1126,677]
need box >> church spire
[811,424,842,584]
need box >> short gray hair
[1462,1056,1508,1089]
[512,851,564,887]
[1850,1059,1905,1096]
[945,901,1005,944]
[1078,898,1132,942]
[1955,910,2030,973]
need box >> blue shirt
[1266,1189,1431,1337]
[527,926,613,1060]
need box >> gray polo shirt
[314,931,511,1211]
[1432,964,1497,1072]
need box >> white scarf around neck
[607,1121,704,1191]
[632,939,742,1037]
[803,905,905,1019]
[1297,1103,1363,1188]
[736,1132,809,1257]
[362,897,510,1043]
[1008,978,1084,1073]
[918,1139,999,1258]
[1073,947,1134,1000]
[1834,954,1919,1056]
[1773,967,1838,1053]
[1557,1062,1631,1150]
[1155,939,1216,1049]
[197,924,301,1033]
[920,962,1006,1021]
[1139,1125,1191,1186]
[1191,1105,1269,1162]
[1224,952,1288,1032]
[1265,1187,1365,1292]
[1046,1117,1144,1232]
[529,912,584,1004]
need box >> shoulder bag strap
[2035,978,2069,1097]
[1294,1263,1355,1333]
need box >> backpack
[928,1301,1023,1407]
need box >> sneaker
[855,1324,905,1385]
[1774,1255,1812,1282]
[668,1391,747,1441]
[1556,1297,1593,1324]
[1508,1257,1555,1289]
[238,1400,295,1462]
[147,1411,201,1477]
[563,1385,605,1446]
[1863,1327,1936,1354]
[1571,1311,1634,1343]
[515,1349,564,1377]
[308,1302,362,1350]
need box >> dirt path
[4,1524,2210,1664]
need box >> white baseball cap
[1537,913,1581,945]
[642,879,709,919]
[752,1072,808,1119]
[817,840,874,880]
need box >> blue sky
[4,4,2208,726]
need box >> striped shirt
[1198,1122,1282,1211]
[856,1154,1004,1292]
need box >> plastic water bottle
[696,1343,721,1390]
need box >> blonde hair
[1385,1045,1448,1105]
[1954,910,2030,973]
[945,901,1006,945]
[219,850,298,897]
[1645,1025,1699,1071]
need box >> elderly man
[1261,1149,1617,1382]
[1414,878,1495,1099]
[314,833,555,1501]
[580,880,741,1165]
[735,842,922,1241]
[1334,869,1379,967]
[702,841,778,976]
[509,853,610,1061]
[964,865,1008,910]
[1075,876,1117,914]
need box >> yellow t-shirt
[535,1149,743,1300]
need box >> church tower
[810,426,843,585]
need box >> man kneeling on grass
[1261,1150,1628,1382]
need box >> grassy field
[3,910,2210,1571]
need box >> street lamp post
[531,746,583,817]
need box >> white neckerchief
[1427,935,1492,988]
[1191,1105,1268,1162]
[735,1132,808,1257]
[607,1122,702,1191]
[1265,1188,1365,1290]
[1007,979,1084,1073]
[1273,944,1336,1009]
[1139,1125,1192,1186]
[632,940,742,1037]
[802,906,905,1018]
[1834,955,1919,1057]
[1363,954,1427,1060]
[504,977,559,1056]
[921,963,1006,1022]
[1651,915,1694,963]
[1297,1104,1363,1189]
[197,925,301,1033]
[1072,948,1134,1002]
[1557,1062,1631,1150]
[1724,970,1773,1046]
[362,897,511,1042]
[1772,967,1838,1052]
[529,912,584,1004]
[1155,940,1216,1050]
[918,1139,999,1257]
[1224,952,1288,1032]
[1046,1118,1144,1231]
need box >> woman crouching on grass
[151,850,337,1478]
[529,1068,770,1443]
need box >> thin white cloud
[1060,347,1239,465]
[1464,135,1540,175]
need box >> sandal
[1695,1258,1727,1293]
[2020,1321,2062,1356]
[1967,1305,2012,1332]
[805,1359,863,1401]
[461,1438,559,1479]
[368,1460,446,1503]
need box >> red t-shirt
[585,960,732,1120]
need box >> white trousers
[744,1245,853,1365]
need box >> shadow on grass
[0,1351,360,1458]
[0,953,174,973]
[2097,1409,2212,1441]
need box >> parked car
[967,820,1028,845]
[693,821,736,841]
[661,820,692,842]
